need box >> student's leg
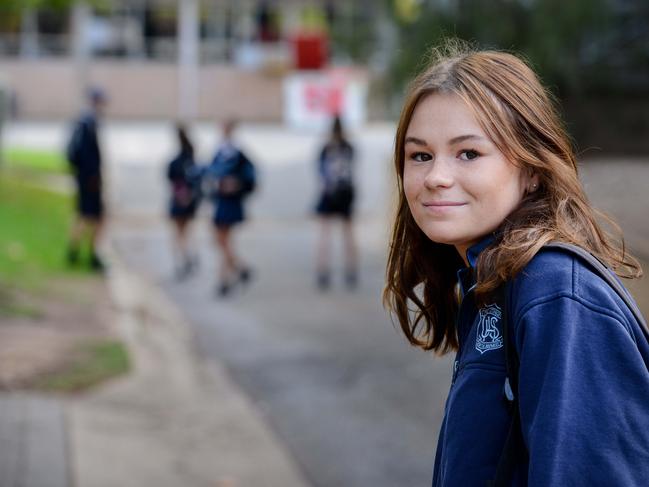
[342,218,358,288]
[214,225,237,295]
[218,226,238,272]
[68,181,85,264]
[178,217,194,262]
[88,216,105,270]
[223,223,252,285]
[316,217,332,289]
[77,183,105,271]
[171,217,191,278]
[67,215,86,264]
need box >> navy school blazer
[432,239,649,486]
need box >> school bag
[168,153,202,208]
[205,149,256,199]
[238,153,257,195]
[490,242,649,487]
[320,142,354,206]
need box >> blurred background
[0,0,648,144]
[0,1,648,487]
[1,0,648,146]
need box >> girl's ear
[526,170,540,193]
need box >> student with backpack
[206,120,256,297]
[65,87,107,271]
[383,41,649,486]
[314,115,358,290]
[167,123,201,280]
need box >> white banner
[283,69,368,130]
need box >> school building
[0,0,382,123]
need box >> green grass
[34,340,130,393]
[3,147,69,175]
[0,173,74,289]
[0,169,128,393]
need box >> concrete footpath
[70,247,311,487]
[0,394,69,487]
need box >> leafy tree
[387,0,644,99]
[524,0,611,96]
[1,0,75,11]
[0,0,106,13]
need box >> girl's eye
[459,150,480,161]
[410,152,432,162]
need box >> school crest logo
[475,303,503,354]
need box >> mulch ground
[0,275,115,390]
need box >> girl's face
[403,92,535,264]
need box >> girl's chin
[421,233,463,247]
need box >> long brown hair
[383,40,642,354]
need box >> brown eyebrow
[449,134,486,144]
[404,136,428,146]
[404,134,486,146]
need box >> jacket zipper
[451,284,476,385]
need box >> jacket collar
[466,235,496,269]
[456,234,496,298]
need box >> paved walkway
[69,250,310,487]
[0,394,69,487]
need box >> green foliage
[454,0,528,49]
[0,0,106,14]
[4,147,69,174]
[390,8,455,94]
[524,0,611,95]
[34,340,130,392]
[300,4,328,32]
[389,0,628,98]
[330,13,376,62]
[0,0,74,12]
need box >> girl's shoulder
[509,247,634,328]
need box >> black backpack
[489,242,649,487]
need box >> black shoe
[316,272,330,291]
[345,270,358,289]
[90,253,105,272]
[239,267,253,285]
[67,246,79,266]
[216,282,232,297]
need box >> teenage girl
[384,42,649,486]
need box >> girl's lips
[423,201,467,207]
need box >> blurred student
[314,115,358,290]
[65,87,107,271]
[167,123,201,280]
[206,120,257,297]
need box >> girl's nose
[423,159,454,189]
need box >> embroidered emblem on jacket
[475,303,503,354]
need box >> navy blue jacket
[318,139,354,192]
[67,112,101,178]
[207,143,256,200]
[432,239,649,486]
